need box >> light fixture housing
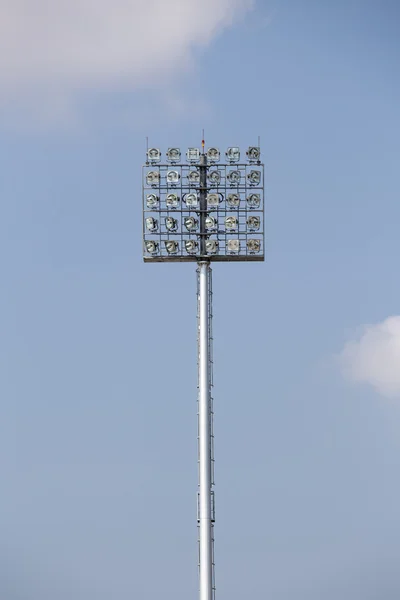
[185,240,198,254]
[165,240,179,254]
[247,239,261,253]
[226,147,240,163]
[146,193,159,209]
[247,193,261,208]
[207,193,220,209]
[147,148,161,163]
[166,148,181,163]
[247,170,261,186]
[184,193,199,208]
[166,193,179,208]
[184,216,198,231]
[205,216,217,231]
[145,216,158,232]
[187,148,200,162]
[146,171,160,186]
[227,170,241,185]
[165,216,178,231]
[247,216,260,231]
[145,240,159,255]
[188,169,200,184]
[225,216,238,230]
[207,147,220,162]
[227,239,240,253]
[208,170,221,185]
[167,170,180,185]
[246,147,261,162]
[226,193,240,208]
[206,240,219,254]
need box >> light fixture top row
[146,146,261,164]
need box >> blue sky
[1,1,400,598]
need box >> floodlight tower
[142,141,265,600]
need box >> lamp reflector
[184,216,198,231]
[185,240,198,254]
[227,193,240,208]
[205,215,217,230]
[227,170,241,185]
[207,193,220,208]
[247,239,261,253]
[147,148,161,162]
[206,239,219,254]
[167,170,180,184]
[188,169,200,183]
[166,148,181,162]
[146,193,159,209]
[207,147,220,162]
[247,170,261,185]
[146,171,159,186]
[145,241,159,255]
[184,193,198,208]
[208,170,221,185]
[165,216,178,231]
[187,148,200,162]
[165,240,179,254]
[145,217,158,232]
[166,193,179,208]
[227,239,240,253]
[226,147,240,162]
[225,215,238,230]
[247,193,260,208]
[247,216,260,231]
[246,147,260,162]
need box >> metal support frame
[197,261,215,600]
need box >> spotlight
[146,171,159,186]
[185,240,199,254]
[247,239,261,253]
[247,216,260,231]
[184,216,198,231]
[227,239,240,253]
[165,217,178,231]
[247,170,261,186]
[226,193,240,208]
[208,170,221,185]
[167,170,180,185]
[184,193,198,208]
[166,193,179,208]
[247,193,260,208]
[206,240,219,254]
[205,215,217,230]
[207,193,220,209]
[166,148,181,163]
[226,147,240,163]
[165,241,179,254]
[146,193,159,209]
[227,170,241,185]
[145,217,158,232]
[147,148,161,163]
[187,148,200,162]
[225,216,238,230]
[188,169,200,184]
[207,148,220,162]
[246,147,260,162]
[145,241,159,255]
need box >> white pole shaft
[198,261,213,600]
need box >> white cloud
[339,316,400,398]
[0,0,252,96]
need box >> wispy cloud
[0,0,253,126]
[338,316,400,399]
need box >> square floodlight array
[143,146,265,262]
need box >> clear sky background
[1,1,400,598]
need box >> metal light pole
[142,142,264,600]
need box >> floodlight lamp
[166,148,181,163]
[165,216,178,231]
[227,170,241,185]
[227,193,240,208]
[247,239,261,253]
[187,148,200,162]
[147,148,161,163]
[208,170,221,185]
[188,169,200,184]
[206,239,219,254]
[167,170,180,185]
[145,217,158,232]
[184,193,198,208]
[207,147,220,162]
[225,216,238,230]
[166,193,179,208]
[184,216,198,231]
[226,147,240,163]
[227,239,240,253]
[247,216,260,231]
[246,147,260,162]
[185,240,198,254]
[146,170,159,186]
[207,193,220,209]
[165,240,179,254]
[247,170,261,186]
[247,193,260,208]
[205,215,217,230]
[146,193,159,209]
[145,240,159,255]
